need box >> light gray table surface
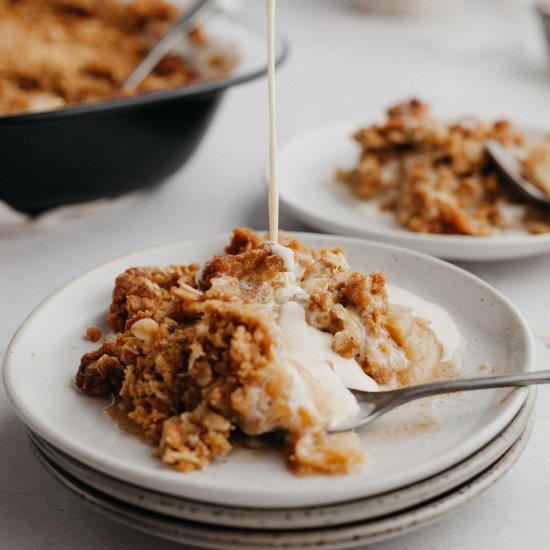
[2,1,550,548]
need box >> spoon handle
[123,0,215,89]
[390,369,550,405]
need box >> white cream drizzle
[386,284,462,363]
[274,272,308,305]
[194,265,205,287]
[269,242,295,271]
[266,0,279,243]
[262,0,456,430]
[279,301,378,427]
[279,302,378,392]
[268,242,379,425]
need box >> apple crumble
[337,99,550,235]
[0,0,208,115]
[76,228,449,476]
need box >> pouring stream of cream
[267,0,279,244]
[264,0,379,422]
[262,0,467,427]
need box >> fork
[328,369,550,432]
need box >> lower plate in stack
[27,388,535,532]
[29,408,534,549]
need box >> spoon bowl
[486,139,550,206]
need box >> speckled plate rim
[276,122,550,261]
[26,387,536,530]
[29,416,535,550]
[3,233,535,508]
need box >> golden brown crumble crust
[76,228,441,475]
[337,99,550,235]
[85,325,102,342]
[0,0,201,115]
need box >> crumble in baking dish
[0,0,220,115]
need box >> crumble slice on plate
[76,228,443,475]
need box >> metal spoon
[122,0,216,90]
[328,369,550,432]
[486,139,550,206]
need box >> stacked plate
[3,234,537,549]
[27,395,534,549]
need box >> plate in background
[277,123,550,261]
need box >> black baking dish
[0,12,287,214]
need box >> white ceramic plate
[26,388,535,529]
[3,234,534,508]
[277,123,550,261]
[29,418,535,549]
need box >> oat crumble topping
[85,326,102,342]
[0,0,204,115]
[337,99,550,235]
[76,228,446,475]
